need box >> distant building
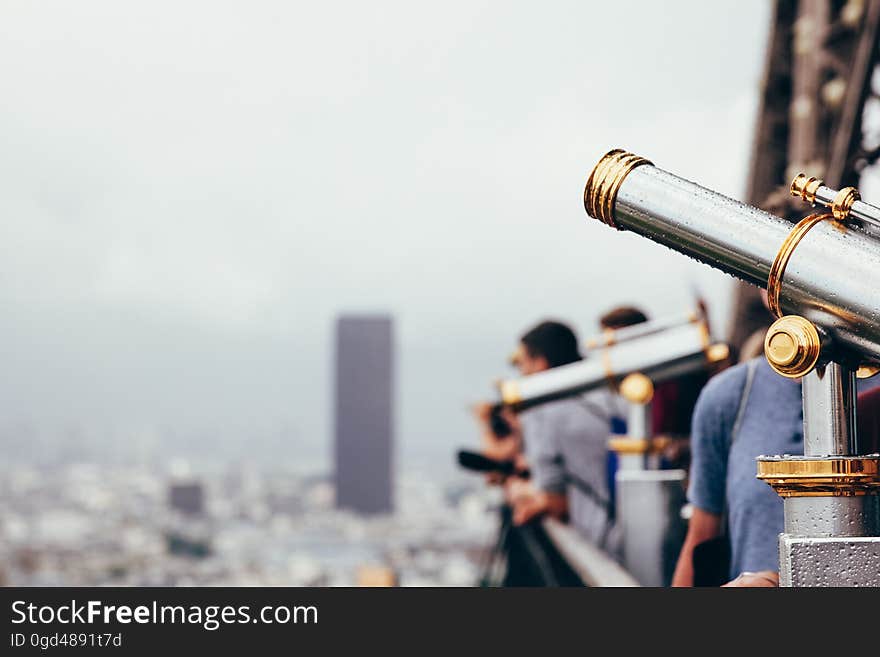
[334,315,394,514]
[168,481,205,516]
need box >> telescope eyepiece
[584,149,652,229]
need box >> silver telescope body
[582,309,704,351]
[497,320,726,410]
[582,150,880,367]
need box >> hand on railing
[505,479,567,526]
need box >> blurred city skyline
[1,1,773,471]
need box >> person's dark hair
[520,321,581,368]
[599,306,649,330]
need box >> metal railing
[477,506,639,587]
[541,518,639,587]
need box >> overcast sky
[0,1,772,471]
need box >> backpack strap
[731,359,759,447]
[719,358,759,536]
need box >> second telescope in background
[497,320,727,411]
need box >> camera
[489,404,512,438]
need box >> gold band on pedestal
[757,456,880,497]
[607,436,671,455]
[584,150,652,229]
[767,213,836,319]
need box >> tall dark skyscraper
[334,315,394,514]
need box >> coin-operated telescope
[495,311,727,585]
[497,307,725,474]
[584,149,880,587]
[496,312,728,413]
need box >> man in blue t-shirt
[672,355,880,587]
[671,356,800,586]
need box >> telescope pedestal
[615,469,686,587]
[609,392,686,586]
[758,365,880,587]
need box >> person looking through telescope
[473,319,592,480]
[472,305,713,562]
[502,317,635,558]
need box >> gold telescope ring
[767,213,835,319]
[584,150,652,229]
[831,186,860,221]
[790,174,823,205]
